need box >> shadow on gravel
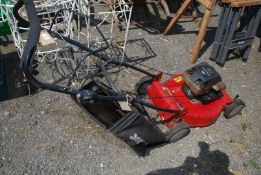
[256,21,261,52]
[128,1,185,35]
[124,38,157,63]
[1,52,37,100]
[129,2,163,35]
[166,27,217,59]
[147,142,232,175]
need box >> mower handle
[19,0,95,99]
[93,95,180,113]
[19,0,180,114]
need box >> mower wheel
[224,99,245,119]
[168,121,191,143]
[135,76,154,95]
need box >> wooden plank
[191,0,217,63]
[221,0,261,4]
[163,0,193,35]
[198,0,212,9]
[221,0,246,4]
[159,0,171,17]
[231,0,261,7]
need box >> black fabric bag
[109,111,168,156]
[72,81,169,156]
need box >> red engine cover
[146,74,233,128]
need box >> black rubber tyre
[224,98,245,119]
[168,121,191,143]
[135,76,154,96]
[169,128,190,143]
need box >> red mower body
[146,74,234,128]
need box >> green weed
[241,120,252,131]
[243,160,260,170]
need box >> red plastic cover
[146,74,233,127]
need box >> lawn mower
[19,0,245,156]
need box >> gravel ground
[1,4,261,175]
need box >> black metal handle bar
[18,0,180,114]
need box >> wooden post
[191,0,217,63]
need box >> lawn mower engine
[140,62,245,129]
